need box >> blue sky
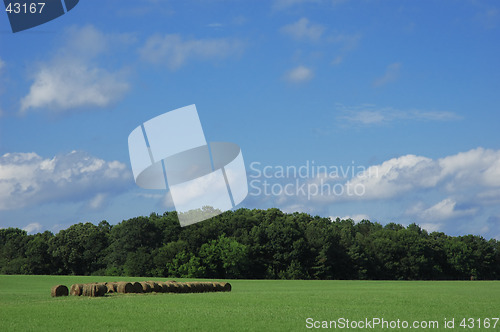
[0,0,499,239]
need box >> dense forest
[1,208,499,280]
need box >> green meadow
[0,275,498,331]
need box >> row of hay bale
[51,284,69,297]
[51,281,232,297]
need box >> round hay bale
[195,282,206,293]
[160,282,171,293]
[214,282,225,292]
[164,282,173,293]
[116,282,134,294]
[185,282,196,293]
[81,284,107,297]
[204,282,216,292]
[132,282,143,293]
[206,282,215,292]
[195,282,205,293]
[146,281,161,293]
[177,283,189,293]
[82,284,95,297]
[203,282,214,292]
[195,282,206,292]
[70,284,83,296]
[81,284,91,296]
[95,284,107,296]
[220,282,232,292]
[106,282,118,293]
[172,282,183,293]
[51,284,69,297]
[166,282,179,293]
[183,282,194,293]
[191,282,204,293]
[140,282,152,293]
[156,281,167,293]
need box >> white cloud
[249,147,500,237]
[21,60,129,113]
[346,148,500,201]
[20,25,131,113]
[253,147,500,212]
[373,62,401,87]
[345,154,440,200]
[284,65,314,83]
[331,214,370,222]
[342,110,386,125]
[0,151,131,210]
[408,199,477,222]
[281,18,325,42]
[87,193,108,210]
[23,222,42,234]
[337,104,462,126]
[477,189,500,206]
[139,34,244,70]
[439,148,500,189]
[419,222,443,233]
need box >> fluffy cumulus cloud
[20,61,129,112]
[0,151,132,210]
[139,34,244,70]
[345,147,500,201]
[284,65,314,83]
[345,154,440,200]
[20,25,131,113]
[407,199,477,221]
[249,147,500,236]
[281,18,325,42]
[23,222,42,234]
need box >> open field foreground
[0,275,499,331]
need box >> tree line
[1,208,499,280]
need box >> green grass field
[0,275,498,331]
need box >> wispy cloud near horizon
[336,104,463,126]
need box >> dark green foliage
[0,209,498,280]
[50,222,109,275]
